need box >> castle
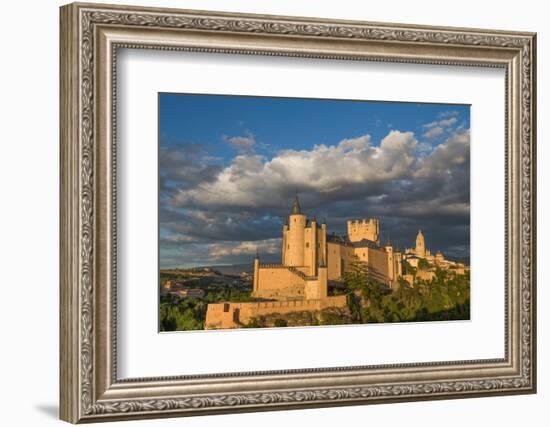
[205,196,458,329]
[251,195,404,301]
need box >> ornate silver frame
[60,2,537,423]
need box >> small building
[406,256,420,269]
[402,274,414,286]
[177,288,205,298]
[416,270,436,282]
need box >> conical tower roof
[291,194,302,215]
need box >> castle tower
[281,219,288,264]
[385,238,395,281]
[283,195,306,266]
[347,218,380,243]
[394,242,403,279]
[253,251,260,293]
[319,220,327,269]
[415,229,426,258]
[309,216,318,276]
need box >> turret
[385,238,395,281]
[320,219,327,266]
[281,220,289,264]
[393,241,403,278]
[291,194,302,215]
[253,251,260,294]
[285,194,306,266]
[309,216,317,276]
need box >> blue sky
[159,94,469,164]
[159,93,470,268]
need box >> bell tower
[415,229,426,257]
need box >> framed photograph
[60,2,537,423]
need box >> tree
[417,258,431,270]
[341,254,470,324]
[343,255,369,291]
[244,316,266,328]
[405,261,417,275]
[274,318,288,327]
[342,256,369,322]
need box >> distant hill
[206,263,254,275]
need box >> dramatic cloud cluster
[159,143,223,193]
[169,131,420,210]
[160,121,470,267]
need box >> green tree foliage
[160,259,470,331]
[159,295,207,331]
[274,318,288,327]
[204,287,256,304]
[417,258,431,270]
[404,261,417,276]
[160,286,261,332]
[244,316,267,328]
[342,256,470,324]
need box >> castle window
[287,244,290,249]
[306,243,309,248]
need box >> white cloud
[415,129,470,178]
[208,238,281,259]
[438,110,460,118]
[422,126,444,139]
[422,116,458,139]
[163,234,198,243]
[438,117,458,127]
[170,130,419,209]
[224,131,256,152]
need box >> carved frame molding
[60,2,536,423]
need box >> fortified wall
[326,237,402,285]
[252,260,328,301]
[204,295,347,329]
[252,264,307,300]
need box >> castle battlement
[347,218,378,224]
[205,295,347,329]
[347,217,380,243]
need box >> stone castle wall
[205,295,348,329]
[252,265,307,300]
[326,241,396,284]
[347,218,380,243]
[367,246,392,280]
